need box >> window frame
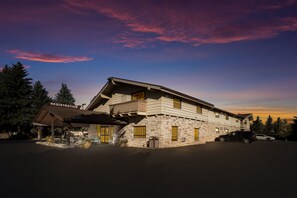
[173,98,181,109]
[172,126,178,141]
[196,105,202,114]
[134,126,146,138]
[131,91,145,101]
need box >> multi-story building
[86,77,252,148]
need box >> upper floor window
[196,105,202,114]
[225,115,229,120]
[173,98,181,109]
[131,91,145,101]
[215,112,220,118]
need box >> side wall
[120,115,240,148]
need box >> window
[236,119,239,123]
[225,115,229,120]
[172,126,178,141]
[134,126,146,138]
[215,127,219,133]
[131,91,145,101]
[173,98,181,109]
[196,105,202,114]
[194,128,199,141]
[215,112,220,118]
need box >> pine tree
[54,83,76,105]
[281,119,291,138]
[32,81,51,115]
[264,115,274,134]
[251,116,264,134]
[273,117,283,135]
[0,62,32,132]
[291,116,297,135]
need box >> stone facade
[117,115,241,148]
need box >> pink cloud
[66,0,297,48]
[6,49,93,63]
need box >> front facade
[86,77,251,148]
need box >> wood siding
[160,96,208,121]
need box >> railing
[110,100,147,115]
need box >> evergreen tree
[54,83,75,105]
[32,81,51,115]
[264,115,274,134]
[251,116,264,134]
[273,117,283,135]
[281,119,291,137]
[291,116,297,135]
[0,62,32,132]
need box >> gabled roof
[33,104,127,126]
[237,113,253,120]
[86,77,214,110]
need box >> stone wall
[120,115,241,148]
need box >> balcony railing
[110,100,147,116]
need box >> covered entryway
[33,104,127,144]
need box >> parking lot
[0,140,296,198]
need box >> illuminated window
[225,115,229,120]
[131,91,145,101]
[134,126,146,138]
[225,129,229,133]
[197,105,202,114]
[215,113,220,118]
[173,98,181,109]
[194,128,199,141]
[172,126,178,141]
[215,127,219,133]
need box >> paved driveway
[0,140,296,198]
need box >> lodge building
[85,77,252,148]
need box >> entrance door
[100,127,109,143]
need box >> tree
[32,81,51,115]
[264,115,274,134]
[0,62,32,132]
[251,116,264,134]
[273,117,283,135]
[54,83,75,105]
[291,116,297,135]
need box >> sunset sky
[1,0,297,121]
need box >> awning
[33,104,127,127]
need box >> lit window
[215,127,219,133]
[172,126,178,141]
[134,126,146,138]
[197,105,202,114]
[194,128,199,141]
[225,129,229,133]
[173,98,181,109]
[131,91,145,101]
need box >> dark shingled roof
[33,105,127,126]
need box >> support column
[51,120,54,143]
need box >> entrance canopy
[33,104,127,127]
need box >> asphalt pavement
[0,140,296,198]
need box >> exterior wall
[117,115,241,148]
[241,118,251,131]
[93,86,163,115]
[207,110,241,130]
[160,96,208,121]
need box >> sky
[1,0,297,121]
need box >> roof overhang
[33,105,127,127]
[86,77,214,110]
